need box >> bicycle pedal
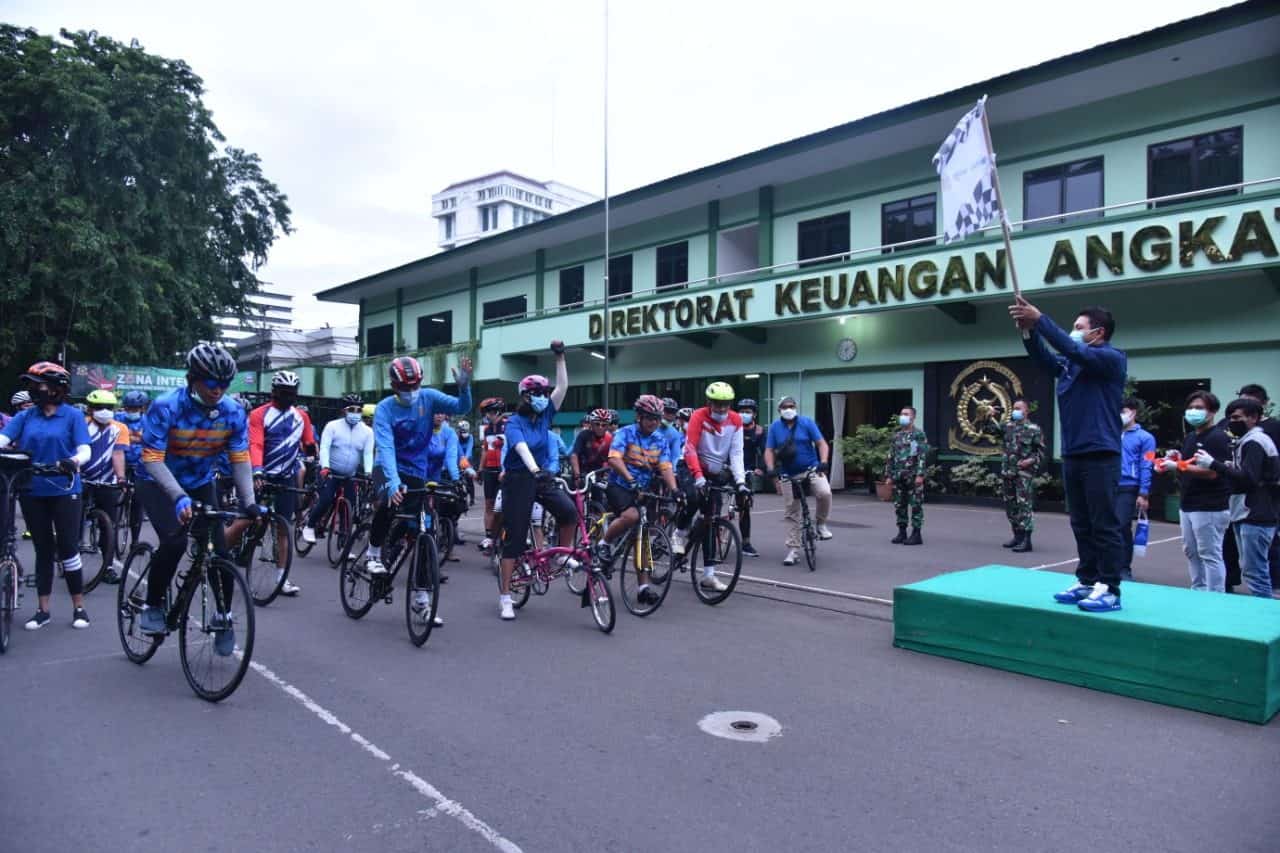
[384,595,393,605]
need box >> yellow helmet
[86,389,118,407]
[704,381,735,402]
[361,403,376,419]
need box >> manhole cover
[698,711,781,743]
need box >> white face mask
[92,409,114,424]
[709,410,727,423]
[780,408,797,421]
[1121,411,1134,426]
[396,390,414,405]
[741,413,753,424]
[345,412,361,425]
[898,415,912,427]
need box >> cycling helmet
[272,370,301,389]
[606,409,619,424]
[457,420,471,434]
[737,398,758,411]
[122,390,149,408]
[705,381,735,401]
[388,356,423,389]
[361,403,376,419]
[518,374,550,395]
[186,343,237,383]
[589,407,611,424]
[10,390,31,408]
[778,395,797,408]
[677,407,693,420]
[661,397,679,414]
[340,392,363,407]
[480,397,506,413]
[634,395,664,418]
[86,389,118,407]
[21,361,71,387]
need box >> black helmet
[340,392,363,407]
[737,398,757,411]
[186,343,238,383]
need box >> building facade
[432,172,598,251]
[312,3,1280,484]
[234,326,359,372]
[217,289,295,343]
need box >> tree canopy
[0,25,292,378]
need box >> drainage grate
[729,720,758,732]
[698,711,781,743]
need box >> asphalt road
[3,495,1278,853]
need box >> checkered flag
[933,99,1001,244]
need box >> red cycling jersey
[683,407,746,483]
[480,415,507,469]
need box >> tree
[0,26,292,378]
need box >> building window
[1023,157,1103,228]
[881,194,936,253]
[559,266,585,310]
[417,311,452,348]
[797,212,850,267]
[656,241,689,291]
[480,205,500,231]
[608,254,633,299]
[366,323,394,357]
[441,213,455,240]
[1148,127,1242,208]
[482,295,527,324]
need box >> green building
[311,1,1280,491]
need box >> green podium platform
[893,566,1280,724]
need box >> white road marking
[248,659,523,853]
[1027,534,1182,571]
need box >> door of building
[816,389,913,491]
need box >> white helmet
[271,370,300,389]
[457,420,471,434]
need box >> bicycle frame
[511,473,599,589]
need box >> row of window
[513,207,549,227]
[437,197,457,210]
[476,185,553,208]
[480,204,501,232]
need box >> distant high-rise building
[432,171,597,250]
[217,289,294,343]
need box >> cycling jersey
[1,404,91,497]
[318,417,374,477]
[457,433,475,467]
[83,418,129,483]
[503,401,559,473]
[424,423,461,482]
[480,415,507,469]
[659,424,683,470]
[114,411,144,468]
[249,403,315,477]
[372,386,472,490]
[572,429,612,472]
[607,423,674,489]
[683,407,746,483]
[137,387,250,491]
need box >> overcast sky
[8,0,1226,329]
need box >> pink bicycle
[508,472,614,633]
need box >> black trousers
[1114,486,1139,577]
[138,480,229,609]
[499,469,576,559]
[1062,452,1124,592]
[19,493,83,597]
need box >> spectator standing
[1237,384,1280,592]
[1117,398,1155,580]
[883,406,928,546]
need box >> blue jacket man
[1013,297,1128,612]
[1117,398,1155,579]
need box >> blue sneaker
[1053,583,1092,604]
[140,606,167,635]
[1078,583,1121,613]
[210,612,235,656]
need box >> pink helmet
[518,374,550,395]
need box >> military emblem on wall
[948,360,1023,455]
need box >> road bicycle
[0,453,63,654]
[79,481,122,593]
[293,473,367,567]
[608,488,679,618]
[676,482,744,605]
[778,467,820,572]
[114,476,143,558]
[336,484,443,647]
[236,481,306,606]
[115,502,257,702]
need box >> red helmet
[589,407,611,424]
[518,374,550,395]
[22,361,71,388]
[634,395,663,417]
[388,357,423,390]
[480,397,506,413]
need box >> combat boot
[891,525,907,544]
[1012,533,1033,553]
[905,527,922,546]
[1002,524,1020,548]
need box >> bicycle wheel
[508,559,532,609]
[405,534,440,647]
[690,518,742,606]
[568,507,607,595]
[802,519,818,572]
[293,512,315,557]
[338,523,376,619]
[436,516,456,565]
[117,543,161,664]
[114,506,131,559]
[619,526,674,617]
[0,555,16,654]
[178,558,255,702]
[80,509,115,594]
[586,570,615,633]
[326,499,351,567]
[246,515,292,606]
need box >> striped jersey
[607,423,673,489]
[249,404,316,477]
[83,418,129,483]
[137,388,250,491]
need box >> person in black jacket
[737,398,765,557]
[1194,397,1280,598]
[1238,384,1280,592]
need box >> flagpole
[978,96,1022,299]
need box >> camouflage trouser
[1002,473,1035,533]
[892,477,923,529]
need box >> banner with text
[71,363,257,398]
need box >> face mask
[396,390,414,405]
[1121,411,1134,426]
[1227,420,1250,438]
[741,413,754,424]
[1011,410,1025,422]
[33,387,59,406]
[898,415,912,427]
[1184,409,1208,427]
[710,410,727,423]
[662,418,672,428]
[273,396,294,410]
[780,408,797,421]
[529,395,549,414]
[92,409,114,424]
[122,411,141,422]
[345,412,361,425]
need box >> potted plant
[841,423,896,500]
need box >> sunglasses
[90,405,115,412]
[344,406,362,413]
[200,378,230,391]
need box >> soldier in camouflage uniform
[978,397,1045,552]
[884,406,929,545]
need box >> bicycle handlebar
[777,467,818,483]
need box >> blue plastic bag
[1132,511,1149,557]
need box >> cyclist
[737,398,765,557]
[676,407,693,433]
[477,397,507,553]
[0,361,92,630]
[228,370,314,597]
[361,403,376,426]
[426,413,470,553]
[570,408,613,483]
[134,344,259,653]
[301,393,373,545]
[672,381,751,592]
[83,389,130,583]
[365,355,473,625]
[764,395,834,566]
[456,419,477,509]
[115,390,148,543]
[497,341,577,621]
[594,394,681,605]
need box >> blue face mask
[345,412,361,425]
[898,415,912,427]
[741,413,754,424]
[1011,409,1025,421]
[122,411,142,422]
[396,390,414,405]
[529,395,549,414]
[1185,409,1208,427]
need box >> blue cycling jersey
[135,388,250,491]
[607,423,673,489]
[1,404,91,497]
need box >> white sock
[368,546,381,560]
[500,593,511,604]
[638,583,650,592]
